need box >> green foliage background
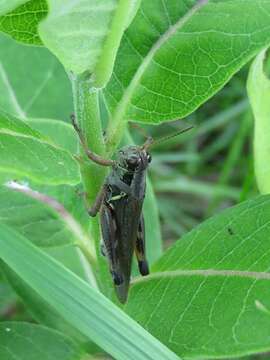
[0,1,270,360]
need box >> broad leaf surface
[0,0,27,16]
[0,185,87,247]
[28,118,78,154]
[0,111,80,185]
[144,178,163,264]
[0,322,83,360]
[0,281,17,317]
[125,195,270,358]
[39,0,136,83]
[0,109,44,139]
[0,33,72,120]
[0,224,180,360]
[1,264,92,346]
[104,0,270,124]
[247,49,270,194]
[0,0,47,45]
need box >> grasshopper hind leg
[100,203,123,286]
[135,215,149,276]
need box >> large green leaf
[0,224,180,360]
[144,178,163,264]
[0,0,47,45]
[125,195,270,358]
[0,0,27,16]
[0,33,72,120]
[39,0,139,85]
[0,184,89,247]
[104,0,270,127]
[28,118,78,154]
[0,109,44,139]
[0,322,83,360]
[0,281,17,318]
[0,111,80,185]
[247,49,270,194]
[1,264,93,346]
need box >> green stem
[70,73,111,294]
[106,112,128,156]
[71,73,107,203]
[93,0,131,88]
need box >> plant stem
[106,110,127,156]
[71,73,107,204]
[70,73,111,293]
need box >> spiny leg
[75,184,107,217]
[87,184,107,217]
[100,203,123,285]
[135,215,149,276]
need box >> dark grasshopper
[72,115,192,303]
[72,115,152,303]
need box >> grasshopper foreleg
[71,114,114,167]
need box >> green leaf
[0,185,87,247]
[0,32,73,120]
[144,178,163,265]
[1,264,92,346]
[39,0,134,85]
[125,195,270,358]
[0,111,80,185]
[0,0,47,45]
[104,0,270,137]
[0,109,44,139]
[125,0,142,29]
[0,224,180,360]
[0,322,83,360]
[247,49,270,194]
[0,0,27,16]
[28,118,78,154]
[0,281,17,318]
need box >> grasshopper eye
[147,154,152,163]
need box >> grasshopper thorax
[117,145,152,171]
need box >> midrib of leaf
[93,0,132,88]
[132,269,270,285]
[23,64,55,112]
[106,0,208,151]
[0,61,25,119]
[0,128,43,139]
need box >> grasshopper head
[117,145,151,171]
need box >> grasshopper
[71,115,192,303]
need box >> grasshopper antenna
[71,114,114,166]
[130,123,149,139]
[142,125,194,150]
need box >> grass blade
[0,223,180,360]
